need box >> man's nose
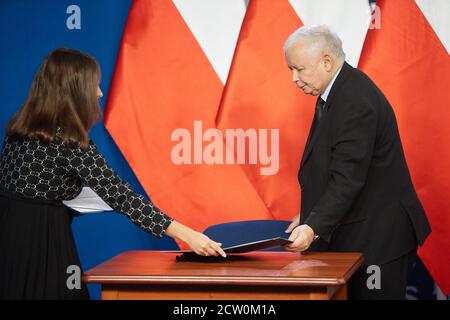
[292,70,301,84]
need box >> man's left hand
[285,224,316,252]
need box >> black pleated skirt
[0,189,90,300]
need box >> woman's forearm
[164,220,193,243]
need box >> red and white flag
[104,0,272,242]
[216,0,310,220]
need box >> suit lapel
[300,62,354,170]
[300,107,328,169]
[300,111,318,167]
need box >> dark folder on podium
[175,237,292,261]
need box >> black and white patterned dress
[0,130,173,299]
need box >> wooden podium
[83,251,363,300]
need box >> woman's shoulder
[5,132,76,153]
[3,133,29,148]
[4,129,98,161]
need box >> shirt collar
[320,64,343,102]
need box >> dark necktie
[306,97,326,147]
[315,97,326,121]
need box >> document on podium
[62,186,113,213]
[174,237,293,261]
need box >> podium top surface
[83,251,364,286]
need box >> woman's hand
[184,230,227,258]
[165,220,226,257]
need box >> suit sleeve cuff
[304,212,334,244]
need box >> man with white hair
[283,25,431,299]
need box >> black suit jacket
[299,62,431,265]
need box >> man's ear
[322,54,333,72]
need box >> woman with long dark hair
[0,48,226,299]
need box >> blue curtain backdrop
[0,0,443,300]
